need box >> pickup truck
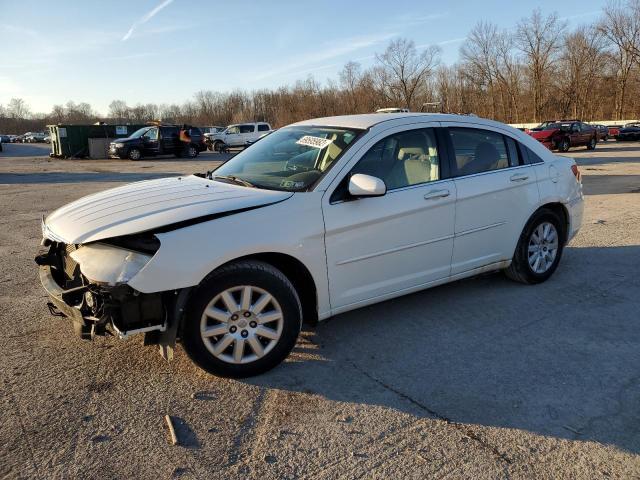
[207,122,272,152]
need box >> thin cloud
[437,37,467,46]
[559,10,601,22]
[122,0,174,41]
[254,32,398,81]
[394,12,449,27]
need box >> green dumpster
[48,123,146,159]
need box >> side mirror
[348,173,386,198]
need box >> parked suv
[24,132,46,143]
[528,120,597,152]
[109,125,206,160]
[38,113,583,378]
[208,122,272,152]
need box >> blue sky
[0,0,606,115]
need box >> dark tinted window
[351,128,440,190]
[521,145,544,164]
[505,136,523,167]
[448,128,509,176]
[239,124,255,133]
[257,124,270,131]
[189,127,202,136]
[160,127,176,137]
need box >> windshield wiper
[212,175,255,188]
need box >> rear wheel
[182,261,302,378]
[185,144,198,158]
[128,148,142,161]
[505,209,565,284]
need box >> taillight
[571,164,581,182]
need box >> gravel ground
[1,141,639,479]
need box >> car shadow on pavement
[581,174,640,195]
[246,244,640,454]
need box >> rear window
[258,124,270,132]
[448,128,509,176]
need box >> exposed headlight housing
[69,243,153,286]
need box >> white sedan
[37,113,584,377]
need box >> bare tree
[375,38,441,110]
[108,100,130,122]
[516,10,566,122]
[599,0,640,118]
[461,22,501,118]
[7,98,30,119]
[339,61,363,113]
[558,27,606,119]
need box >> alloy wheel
[528,222,559,274]
[200,285,283,364]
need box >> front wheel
[505,209,565,284]
[182,261,302,378]
[586,137,596,150]
[128,148,142,161]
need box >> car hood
[530,129,558,139]
[112,137,138,144]
[44,175,293,244]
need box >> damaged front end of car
[35,228,190,360]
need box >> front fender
[127,192,331,317]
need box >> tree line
[1,2,639,135]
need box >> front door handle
[424,189,450,200]
[510,173,529,182]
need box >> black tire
[185,144,198,158]
[128,147,142,161]
[586,136,596,150]
[213,141,223,153]
[505,209,565,284]
[182,260,302,378]
[558,137,570,152]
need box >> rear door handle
[423,189,450,200]
[510,173,529,182]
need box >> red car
[528,120,597,152]
[607,125,622,137]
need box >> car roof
[290,113,507,130]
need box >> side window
[504,136,523,167]
[160,127,175,138]
[448,127,509,176]
[351,128,440,190]
[226,126,239,134]
[144,127,158,140]
[521,144,544,164]
[240,124,255,133]
[257,124,270,132]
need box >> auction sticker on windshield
[296,135,333,149]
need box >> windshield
[212,126,361,191]
[129,127,151,138]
